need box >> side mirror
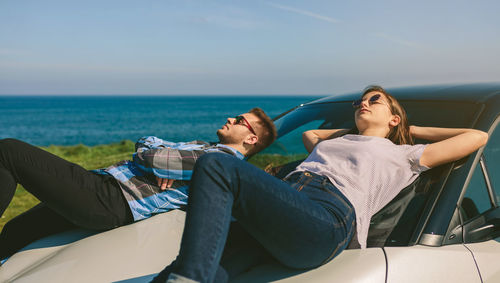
[463,207,500,243]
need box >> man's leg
[0,203,77,260]
[0,138,132,230]
[155,153,354,283]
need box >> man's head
[217,107,277,157]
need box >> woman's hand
[412,125,489,168]
[156,176,175,190]
[302,129,349,153]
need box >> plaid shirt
[95,136,244,221]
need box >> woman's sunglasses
[234,115,256,135]
[352,94,383,109]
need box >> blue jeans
[153,152,356,283]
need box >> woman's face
[354,91,397,132]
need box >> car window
[460,120,498,221]
[461,164,492,221]
[262,102,354,158]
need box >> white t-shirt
[293,134,429,248]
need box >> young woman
[152,86,488,283]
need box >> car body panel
[384,245,481,283]
[0,210,187,283]
[233,248,386,283]
[306,83,500,105]
[466,239,500,282]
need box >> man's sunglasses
[234,115,256,135]
[352,94,383,109]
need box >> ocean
[0,95,322,147]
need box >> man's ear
[244,134,259,145]
[389,114,401,127]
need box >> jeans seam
[319,184,353,216]
[321,217,355,265]
[315,180,356,265]
[318,186,354,227]
[203,192,229,281]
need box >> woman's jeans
[156,152,356,283]
[0,139,133,258]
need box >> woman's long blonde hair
[348,85,414,145]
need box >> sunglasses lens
[370,94,381,102]
[352,99,361,108]
[235,116,243,124]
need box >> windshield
[262,100,482,156]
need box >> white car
[1,83,500,282]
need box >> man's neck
[220,143,248,157]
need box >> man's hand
[156,176,175,190]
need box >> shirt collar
[215,144,245,160]
[342,134,394,145]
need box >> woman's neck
[358,128,389,138]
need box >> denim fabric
[153,152,356,283]
[167,273,199,283]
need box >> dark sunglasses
[234,115,256,135]
[352,94,382,109]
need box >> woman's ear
[389,114,401,127]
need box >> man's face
[217,113,259,144]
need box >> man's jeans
[153,152,356,283]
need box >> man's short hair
[248,107,277,156]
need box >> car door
[460,116,500,282]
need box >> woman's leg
[158,152,355,283]
[152,222,273,283]
[220,221,274,279]
[0,138,132,230]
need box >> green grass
[1,141,303,230]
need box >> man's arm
[135,136,185,152]
[134,142,223,190]
[134,136,215,190]
[133,147,207,180]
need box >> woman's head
[352,85,413,145]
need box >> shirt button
[304,172,311,177]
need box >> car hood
[0,210,386,282]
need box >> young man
[0,108,277,260]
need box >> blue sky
[1,0,499,95]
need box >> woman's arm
[411,126,489,168]
[302,129,349,153]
